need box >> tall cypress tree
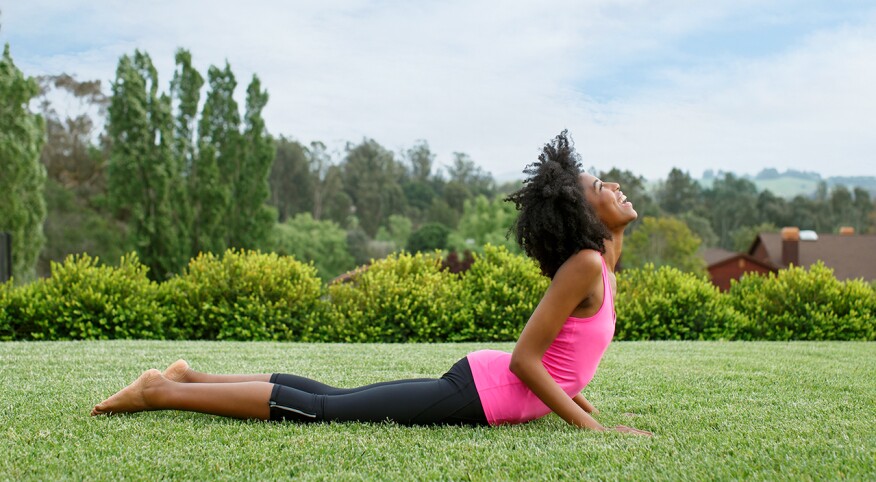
[107,51,186,279]
[170,49,209,258]
[197,63,240,250]
[237,75,276,248]
[0,45,46,282]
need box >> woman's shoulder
[556,249,603,279]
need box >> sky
[2,0,875,181]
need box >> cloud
[575,14,876,178]
[2,0,875,181]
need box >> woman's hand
[612,425,652,436]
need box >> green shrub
[727,262,876,340]
[458,245,548,341]
[325,251,465,342]
[0,280,12,340]
[616,264,747,340]
[2,253,167,340]
[160,249,323,341]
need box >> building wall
[708,257,774,291]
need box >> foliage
[702,172,759,249]
[375,214,413,251]
[616,264,747,340]
[457,245,548,341]
[2,247,875,341]
[0,44,47,283]
[622,217,706,274]
[730,222,778,252]
[107,50,188,280]
[0,253,167,340]
[231,74,277,249]
[38,179,131,276]
[656,167,702,215]
[341,139,406,237]
[267,213,355,281]
[406,222,450,252]
[447,195,519,253]
[160,249,323,341]
[727,262,876,340]
[324,251,465,342]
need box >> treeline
[603,168,875,274]
[3,44,875,285]
[3,46,518,283]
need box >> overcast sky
[2,0,875,181]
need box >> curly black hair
[505,130,612,278]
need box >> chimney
[781,227,800,267]
[839,226,855,236]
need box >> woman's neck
[603,228,626,272]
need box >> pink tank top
[467,253,616,425]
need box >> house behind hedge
[706,226,876,290]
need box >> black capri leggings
[268,357,488,426]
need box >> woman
[92,131,650,435]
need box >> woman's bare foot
[91,369,165,416]
[163,359,191,383]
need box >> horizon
[3,1,876,181]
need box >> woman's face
[579,173,638,230]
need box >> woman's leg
[165,360,430,395]
[92,369,273,420]
[269,358,487,426]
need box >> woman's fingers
[614,425,653,436]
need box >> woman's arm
[509,250,608,430]
[572,393,598,414]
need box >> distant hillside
[696,169,876,198]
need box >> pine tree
[196,63,240,250]
[235,75,276,248]
[0,45,46,282]
[107,51,187,279]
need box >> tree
[656,168,702,215]
[376,214,413,250]
[235,75,277,248]
[269,137,312,222]
[730,222,778,252]
[169,48,202,254]
[447,195,519,253]
[406,223,450,252]
[191,64,236,255]
[851,187,873,233]
[702,173,758,249]
[677,212,718,248]
[623,216,705,274]
[35,74,109,200]
[446,152,495,198]
[0,45,47,282]
[107,51,188,279]
[33,74,130,275]
[755,190,791,228]
[268,213,355,281]
[341,139,406,237]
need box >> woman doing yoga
[92,131,650,435]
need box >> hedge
[324,251,465,342]
[160,250,323,341]
[1,247,873,341]
[727,262,876,341]
[615,264,747,340]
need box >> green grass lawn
[1,341,873,480]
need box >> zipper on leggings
[269,401,317,418]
